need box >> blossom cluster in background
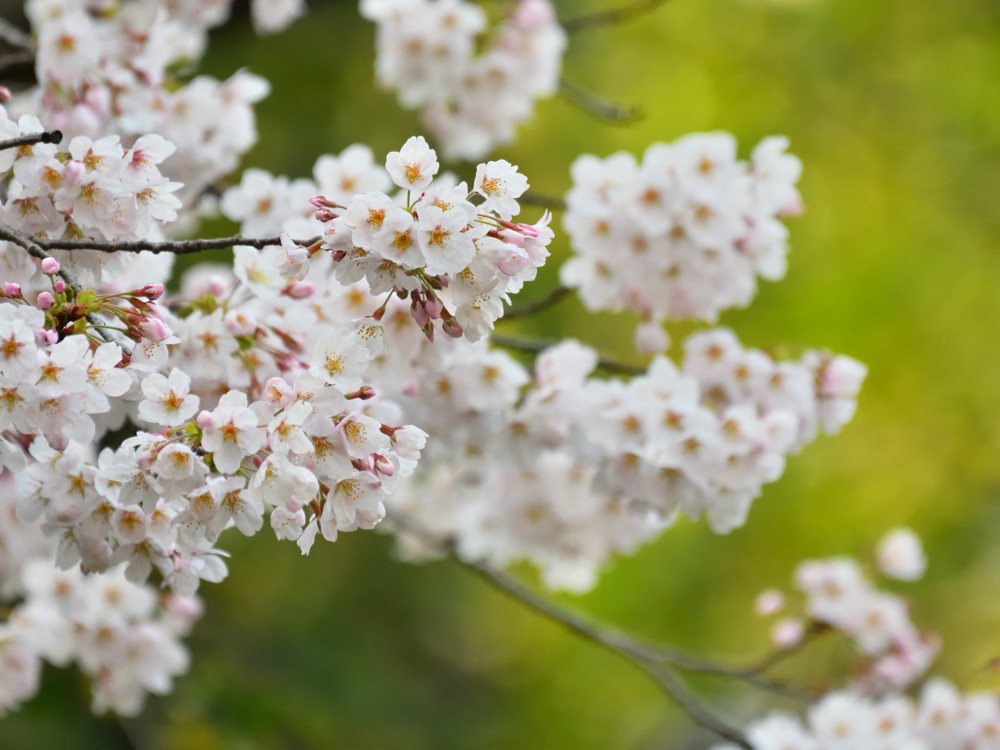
[562,133,803,352]
[715,532,1000,750]
[386,329,864,591]
[360,0,567,160]
[0,474,199,717]
[14,0,299,204]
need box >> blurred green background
[7,0,1000,746]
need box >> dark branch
[559,78,644,124]
[561,0,672,34]
[503,285,572,320]
[519,192,567,211]
[490,332,647,376]
[35,234,321,255]
[0,130,63,152]
[0,18,34,52]
[0,50,36,75]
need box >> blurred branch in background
[561,0,671,34]
[559,78,644,124]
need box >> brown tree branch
[559,78,644,124]
[503,285,572,320]
[0,130,63,151]
[561,0,672,34]
[35,234,321,255]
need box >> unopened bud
[36,291,54,310]
[441,316,463,339]
[137,317,170,342]
[424,295,444,320]
[420,320,435,342]
[53,280,66,293]
[63,160,85,184]
[142,283,164,300]
[0,86,10,103]
[195,411,213,430]
[286,282,314,299]
[4,283,21,298]
[315,208,337,223]
[410,298,429,327]
[374,455,396,477]
[40,257,60,274]
[346,385,376,401]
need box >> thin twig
[0,50,36,74]
[519,192,567,211]
[561,0,672,34]
[559,78,644,124]
[35,234,321,255]
[464,559,750,747]
[503,285,572,320]
[0,130,63,152]
[490,332,646,376]
[0,18,34,51]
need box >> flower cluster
[561,133,803,351]
[240,135,553,342]
[1,115,181,285]
[386,328,864,591]
[2,288,425,595]
[715,681,1000,750]
[15,0,283,202]
[0,475,199,717]
[757,528,936,693]
[360,0,566,160]
[717,532,999,750]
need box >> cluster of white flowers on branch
[712,531,1000,750]
[360,0,566,160]
[562,132,803,352]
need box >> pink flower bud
[374,455,396,477]
[286,282,314,299]
[137,317,170,342]
[442,317,463,339]
[4,283,21,298]
[164,594,204,622]
[771,618,805,649]
[315,208,337,223]
[40,257,60,274]
[263,377,295,408]
[35,291,55,310]
[0,86,11,103]
[410,299,429,327]
[63,160,86,184]
[53,280,66,293]
[43,330,58,345]
[754,589,786,617]
[424,295,443,320]
[496,246,528,276]
[195,411,214,430]
[142,283,164,300]
[420,320,435,342]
